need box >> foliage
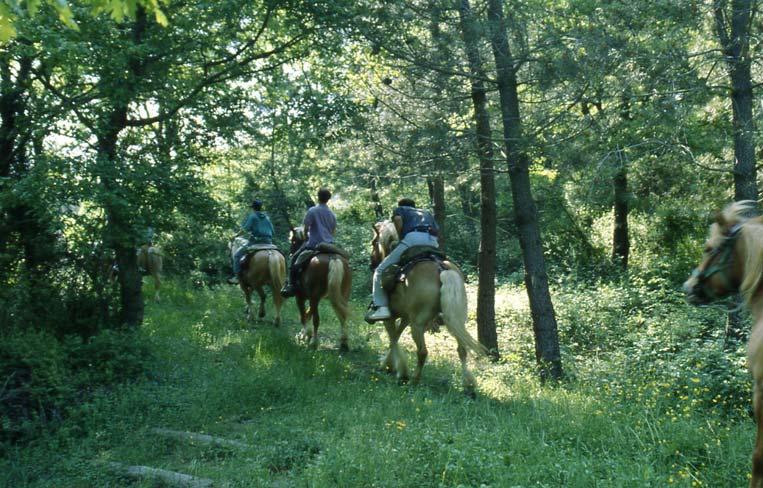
[0,279,754,487]
[0,327,152,443]
[0,0,168,42]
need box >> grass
[0,278,754,487]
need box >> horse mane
[376,220,399,253]
[291,226,306,241]
[719,201,763,303]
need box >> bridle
[690,223,743,299]
[370,235,384,271]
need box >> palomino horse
[137,245,162,301]
[230,237,286,325]
[683,201,763,487]
[289,227,352,351]
[371,221,486,396]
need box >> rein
[691,223,742,299]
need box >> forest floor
[1,279,754,487]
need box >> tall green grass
[1,278,753,487]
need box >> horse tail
[269,250,285,291]
[327,257,349,321]
[440,269,487,356]
[148,246,163,274]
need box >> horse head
[370,220,398,270]
[684,201,759,305]
[289,226,306,255]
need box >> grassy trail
[1,280,754,487]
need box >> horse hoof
[464,389,477,400]
[258,311,266,319]
[339,342,349,353]
[398,375,409,385]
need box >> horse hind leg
[254,285,266,319]
[296,296,310,343]
[383,319,409,382]
[309,298,320,350]
[410,322,428,385]
[242,287,254,321]
[456,341,477,398]
[148,251,161,301]
[329,296,349,352]
[271,281,283,328]
[752,381,763,487]
[152,272,161,302]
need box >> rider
[280,187,336,297]
[365,198,440,322]
[228,199,275,285]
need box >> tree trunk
[459,0,498,359]
[426,7,448,252]
[430,175,446,250]
[612,162,629,270]
[0,48,32,267]
[487,0,562,381]
[369,177,385,221]
[714,0,758,345]
[95,10,151,328]
[98,125,144,328]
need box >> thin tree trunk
[98,126,144,328]
[459,0,498,359]
[369,177,385,221]
[431,175,446,250]
[612,160,629,270]
[427,5,448,252]
[487,0,562,381]
[714,0,758,345]
[0,47,32,267]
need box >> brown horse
[683,201,763,488]
[289,227,352,351]
[137,245,162,301]
[230,237,286,325]
[371,221,486,396]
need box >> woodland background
[0,0,760,486]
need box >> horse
[288,226,352,351]
[230,237,286,325]
[683,201,763,488]
[137,244,162,301]
[370,220,486,396]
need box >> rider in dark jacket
[365,198,439,322]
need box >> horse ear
[714,210,728,227]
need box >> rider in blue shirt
[365,198,439,322]
[228,199,275,284]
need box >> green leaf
[51,1,80,31]
[153,7,167,26]
[0,4,17,42]
[27,0,42,16]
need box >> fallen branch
[105,462,214,488]
[151,428,251,449]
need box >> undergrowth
[0,275,754,487]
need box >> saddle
[239,244,285,271]
[294,243,350,268]
[381,245,447,293]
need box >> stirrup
[365,306,391,323]
[280,283,297,297]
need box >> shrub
[0,328,153,445]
